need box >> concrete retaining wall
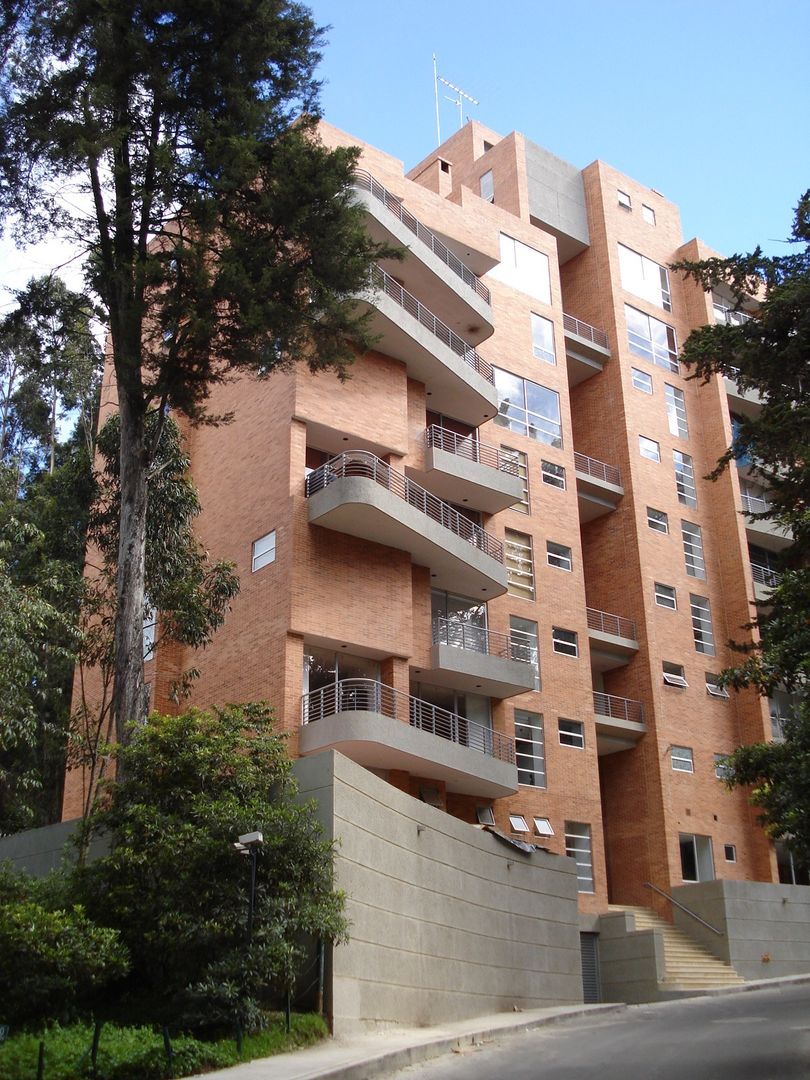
[0,819,108,876]
[673,880,810,980]
[294,751,582,1035]
[597,910,664,1003]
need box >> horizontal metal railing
[367,265,494,385]
[593,691,645,725]
[740,492,771,516]
[352,169,491,304]
[562,312,609,351]
[574,451,622,488]
[643,882,724,935]
[304,451,504,563]
[586,607,637,642]
[301,678,514,764]
[433,615,533,665]
[750,562,781,588]
[426,425,519,475]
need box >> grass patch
[0,1012,329,1079]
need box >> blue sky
[310,0,809,258]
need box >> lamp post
[233,831,263,945]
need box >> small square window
[715,754,733,781]
[655,582,677,610]
[640,435,661,462]
[671,745,694,773]
[509,813,529,832]
[642,204,656,226]
[724,843,737,862]
[618,190,632,210]
[476,805,495,826]
[252,529,277,572]
[541,460,566,489]
[647,507,669,534]
[632,368,653,394]
[706,674,729,699]
[663,661,689,687]
[559,718,585,749]
[547,541,572,571]
[552,627,578,657]
[534,817,554,837]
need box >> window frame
[514,710,546,788]
[510,616,540,690]
[617,190,632,210]
[546,540,573,572]
[552,626,579,658]
[655,582,677,610]
[565,821,595,893]
[639,435,661,462]
[541,459,566,490]
[706,674,730,699]
[625,304,679,373]
[663,661,689,687]
[671,745,694,773]
[631,367,653,394]
[509,813,529,832]
[642,203,656,226]
[674,450,697,508]
[681,520,706,579]
[502,445,529,513]
[647,507,669,534]
[479,169,494,203]
[505,528,535,600]
[558,718,585,749]
[665,383,689,438]
[531,312,556,365]
[494,367,562,448]
[251,529,277,573]
[533,817,554,837]
[618,242,672,312]
[690,593,716,655]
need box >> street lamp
[233,831,263,944]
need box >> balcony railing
[433,615,534,665]
[305,451,504,563]
[741,492,772,516]
[367,265,494,385]
[587,607,637,642]
[563,313,609,351]
[593,691,645,725]
[574,451,622,488]
[750,562,782,588]
[301,678,514,764]
[352,169,490,304]
[426,425,519,475]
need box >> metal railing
[433,615,533,664]
[304,450,504,563]
[643,881,724,935]
[367,265,494,384]
[352,169,491,304]
[593,691,645,725]
[301,678,514,764]
[562,312,609,351]
[740,492,771,516]
[574,451,622,488]
[425,425,519,475]
[750,562,782,588]
[586,607,638,642]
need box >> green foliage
[674,190,810,858]
[0,863,128,1029]
[73,703,346,1030]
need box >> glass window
[639,435,661,462]
[625,304,678,372]
[552,627,578,657]
[671,746,694,773]
[706,673,730,699]
[647,507,669,534]
[509,813,529,831]
[142,603,157,661]
[674,450,697,507]
[724,844,737,863]
[715,754,733,781]
[665,383,689,438]
[531,312,556,365]
[618,243,672,311]
[479,169,494,203]
[252,529,277,572]
[505,529,534,600]
[476,805,495,826]
[632,367,653,393]
[663,661,689,687]
[501,446,529,512]
[541,460,566,489]
[690,594,716,655]
[547,541,572,571]
[510,616,540,690]
[655,582,677,610]
[642,204,656,226]
[565,822,594,892]
[514,710,546,788]
[617,190,632,210]
[534,817,554,837]
[494,368,562,447]
[559,718,585,749]
[681,520,706,579]
[489,233,551,303]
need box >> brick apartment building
[63,118,802,922]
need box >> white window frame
[618,243,672,311]
[647,507,669,534]
[618,190,632,210]
[639,435,661,462]
[682,520,706,579]
[706,674,730,699]
[476,805,495,826]
[531,312,556,365]
[479,169,494,203]
[541,459,566,489]
[252,529,277,572]
[674,450,697,508]
[489,233,551,304]
[509,813,529,832]
[690,593,716,655]
[671,745,694,773]
[665,383,689,438]
[559,718,585,749]
[625,304,679,372]
[655,582,677,610]
[724,843,737,863]
[663,661,689,687]
[642,203,656,226]
[552,627,578,658]
[632,367,653,394]
[494,367,562,447]
[533,817,554,837]
[547,541,572,572]
[565,821,595,893]
[505,529,535,600]
[514,709,546,788]
[715,754,733,781]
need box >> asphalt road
[393,984,810,1080]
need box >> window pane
[690,593,715,655]
[665,384,689,438]
[552,627,578,657]
[565,821,594,892]
[510,616,540,689]
[671,746,694,772]
[547,541,572,571]
[541,460,566,489]
[531,312,556,365]
[252,529,277,572]
[505,529,534,600]
[655,582,677,609]
[494,368,562,447]
[514,710,546,787]
[682,520,706,579]
[479,170,494,202]
[647,507,668,533]
[618,243,671,311]
[639,435,660,462]
[559,718,585,748]
[632,368,653,393]
[489,233,551,304]
[674,450,697,507]
[625,304,679,372]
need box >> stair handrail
[643,881,723,935]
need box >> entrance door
[679,833,715,882]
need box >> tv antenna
[433,54,479,144]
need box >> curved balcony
[406,425,524,514]
[574,451,624,521]
[355,265,499,425]
[419,616,537,699]
[305,451,507,597]
[352,170,493,344]
[563,312,611,386]
[300,679,517,798]
[593,691,646,755]
[586,607,640,672]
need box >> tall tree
[1,1,387,739]
[674,189,810,864]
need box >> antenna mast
[433,55,479,144]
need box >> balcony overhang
[299,711,518,798]
[564,331,610,388]
[744,518,793,552]
[408,444,523,514]
[595,713,647,756]
[725,377,764,419]
[354,290,499,426]
[421,642,536,699]
[308,475,508,597]
[588,628,640,673]
[575,471,624,522]
[354,186,494,345]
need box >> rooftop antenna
[433,54,479,144]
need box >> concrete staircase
[608,904,745,992]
